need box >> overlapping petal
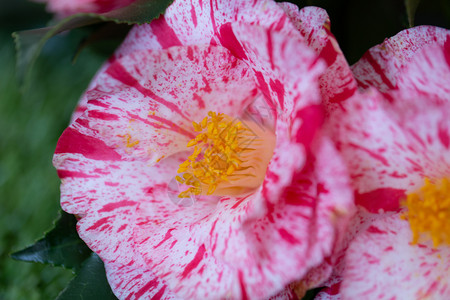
[279,5,357,108]
[352,26,450,93]
[326,88,450,213]
[322,25,450,300]
[114,0,300,56]
[341,214,450,299]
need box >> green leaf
[13,0,174,87]
[56,253,118,300]
[11,211,92,272]
[102,0,174,25]
[405,0,421,27]
[72,23,131,64]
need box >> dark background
[0,0,449,298]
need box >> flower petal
[327,89,450,212]
[58,44,256,165]
[131,138,353,299]
[341,213,450,299]
[279,5,357,107]
[226,22,327,202]
[114,0,302,57]
[106,259,179,300]
[396,37,450,104]
[351,26,450,93]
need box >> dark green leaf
[405,0,421,27]
[56,253,117,300]
[102,0,174,25]
[11,211,91,272]
[72,23,131,64]
[13,0,174,87]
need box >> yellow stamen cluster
[401,178,450,247]
[176,111,251,198]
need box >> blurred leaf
[103,0,174,24]
[72,23,131,64]
[13,0,174,87]
[56,253,117,300]
[405,0,421,27]
[11,211,91,272]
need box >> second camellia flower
[316,25,450,300]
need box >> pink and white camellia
[53,1,357,299]
[315,26,450,299]
[34,0,136,17]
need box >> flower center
[176,111,275,198]
[401,178,450,247]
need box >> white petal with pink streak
[279,5,357,108]
[351,26,450,92]
[64,45,256,165]
[131,135,353,299]
[396,38,450,104]
[341,213,450,299]
[327,88,450,212]
[106,259,180,300]
[115,0,301,57]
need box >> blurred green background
[0,0,449,299]
[0,1,105,299]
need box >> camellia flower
[53,1,357,299]
[34,0,136,17]
[315,26,450,299]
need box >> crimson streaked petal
[396,37,450,104]
[106,260,180,300]
[61,45,256,165]
[132,139,353,299]
[279,5,357,107]
[327,89,450,211]
[352,26,450,92]
[115,0,302,57]
[341,213,450,299]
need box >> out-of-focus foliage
[0,1,105,299]
[0,34,104,299]
[13,0,174,87]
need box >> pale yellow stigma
[401,178,450,247]
[176,111,275,198]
